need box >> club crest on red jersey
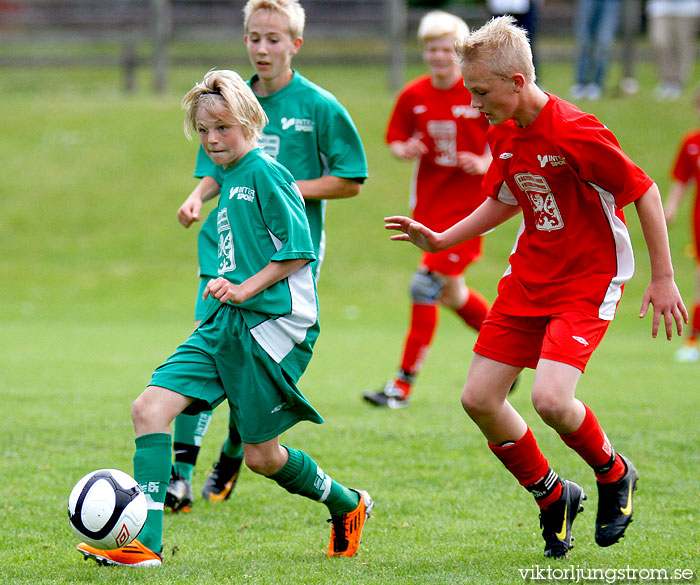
[427,120,457,167]
[515,173,564,232]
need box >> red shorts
[473,309,611,372]
[420,236,483,277]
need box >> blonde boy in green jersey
[167,0,368,511]
[76,70,372,567]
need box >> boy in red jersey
[663,90,700,362]
[363,11,492,409]
[386,16,687,558]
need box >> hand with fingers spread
[384,216,444,253]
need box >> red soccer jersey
[671,129,700,256]
[482,94,653,320]
[385,75,490,232]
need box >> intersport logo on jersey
[229,186,255,202]
[281,117,314,132]
[537,154,567,168]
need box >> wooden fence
[1,0,642,93]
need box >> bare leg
[461,353,524,444]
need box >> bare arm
[388,138,428,160]
[457,150,493,176]
[663,180,689,225]
[295,175,362,201]
[177,176,221,228]
[204,258,311,305]
[635,183,688,339]
[385,197,521,253]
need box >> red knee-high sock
[397,303,438,394]
[489,427,562,509]
[559,403,625,484]
[690,304,700,340]
[454,288,489,331]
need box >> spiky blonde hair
[455,15,536,83]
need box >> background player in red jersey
[363,10,492,409]
[663,90,700,362]
[386,16,687,558]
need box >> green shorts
[194,276,220,322]
[150,304,324,443]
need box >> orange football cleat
[77,539,162,567]
[327,489,374,557]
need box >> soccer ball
[67,469,147,550]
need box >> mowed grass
[1,56,699,584]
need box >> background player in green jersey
[167,0,368,512]
[77,69,373,567]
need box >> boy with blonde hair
[167,0,368,510]
[77,69,372,567]
[364,10,493,408]
[387,16,686,557]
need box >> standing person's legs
[650,14,675,94]
[574,0,596,87]
[675,15,699,89]
[592,0,621,89]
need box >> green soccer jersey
[206,148,318,381]
[195,70,368,280]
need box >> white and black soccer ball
[68,469,147,550]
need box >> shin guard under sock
[559,403,624,483]
[489,427,562,509]
[269,447,359,515]
[133,433,172,552]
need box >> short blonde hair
[417,10,469,44]
[243,0,305,39]
[182,69,268,142]
[455,15,536,83]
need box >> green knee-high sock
[221,411,244,459]
[269,446,359,515]
[172,410,212,481]
[133,433,172,553]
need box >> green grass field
[1,55,699,584]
